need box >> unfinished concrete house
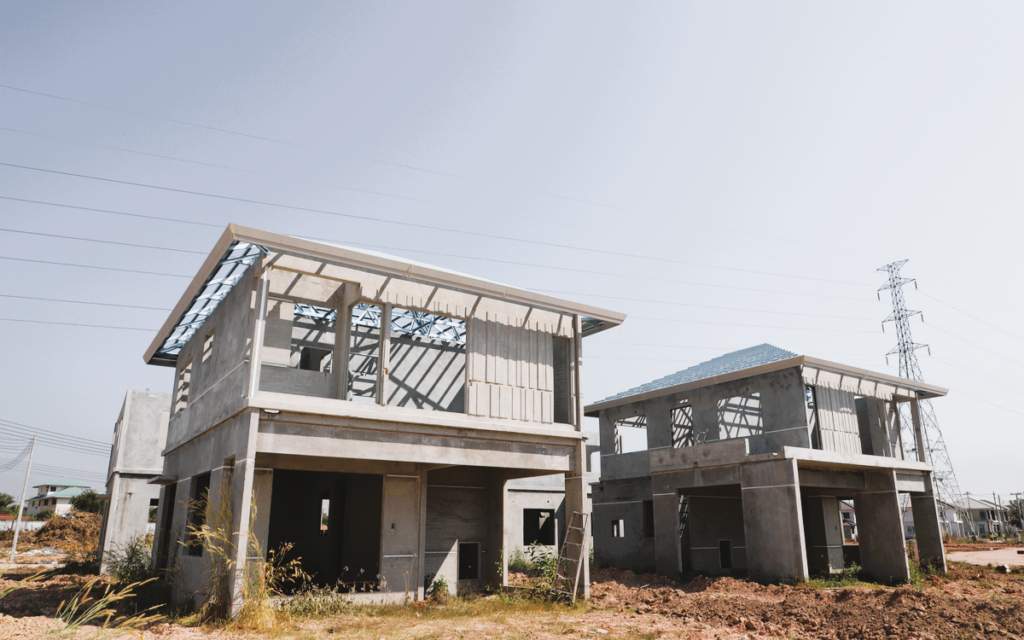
[144,225,624,609]
[97,389,171,574]
[588,344,948,584]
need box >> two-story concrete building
[144,225,624,610]
[588,344,949,584]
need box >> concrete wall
[592,477,655,573]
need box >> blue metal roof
[596,344,799,404]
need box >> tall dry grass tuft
[175,479,304,629]
[50,575,163,638]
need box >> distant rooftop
[595,344,798,404]
[32,476,91,489]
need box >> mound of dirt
[32,512,100,550]
[590,564,1024,640]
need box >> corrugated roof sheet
[32,476,91,489]
[596,344,799,404]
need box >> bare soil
[2,561,1022,639]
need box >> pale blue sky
[1,2,1021,504]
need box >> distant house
[958,497,1012,537]
[24,477,91,517]
[902,499,964,539]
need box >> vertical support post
[484,469,508,589]
[9,436,36,563]
[855,470,911,583]
[377,303,392,406]
[332,284,361,401]
[910,473,947,573]
[909,398,927,464]
[562,314,591,598]
[651,479,682,580]
[248,263,270,400]
[741,459,809,583]
[417,466,429,601]
[227,409,260,617]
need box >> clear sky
[1,2,1021,506]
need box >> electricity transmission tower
[878,260,973,536]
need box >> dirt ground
[2,561,1023,639]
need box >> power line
[0,294,170,312]
[917,290,1024,345]
[926,322,1024,372]
[0,125,859,266]
[0,227,207,255]
[0,195,222,228]
[0,318,156,332]
[0,417,112,449]
[0,82,852,255]
[0,161,876,288]
[0,256,190,279]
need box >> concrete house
[144,225,624,610]
[588,344,949,584]
[98,389,171,574]
[24,477,90,517]
[958,497,1012,537]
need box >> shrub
[426,573,450,602]
[106,535,152,584]
[71,490,104,514]
[33,509,54,522]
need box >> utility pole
[878,260,973,536]
[9,436,36,564]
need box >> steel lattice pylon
[878,260,973,536]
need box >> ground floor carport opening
[266,469,383,591]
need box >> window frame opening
[671,400,695,447]
[716,393,764,440]
[552,337,571,424]
[458,542,480,581]
[719,539,733,570]
[613,415,648,454]
[174,360,192,413]
[187,472,211,557]
[611,519,625,538]
[643,500,655,538]
[523,508,556,546]
[202,330,215,364]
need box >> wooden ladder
[552,511,590,604]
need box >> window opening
[611,519,625,538]
[349,304,381,402]
[202,331,215,364]
[806,386,820,449]
[552,337,571,424]
[458,542,480,581]
[523,509,556,546]
[671,401,694,447]
[175,360,192,413]
[387,306,467,412]
[292,304,335,372]
[719,540,733,569]
[320,492,330,536]
[643,501,655,538]
[717,393,763,439]
[187,472,211,557]
[613,415,648,453]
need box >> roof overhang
[145,224,626,366]
[585,354,949,416]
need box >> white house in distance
[24,477,91,517]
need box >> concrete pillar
[740,459,808,583]
[652,488,681,580]
[484,469,508,589]
[909,399,927,464]
[645,397,673,451]
[855,470,910,583]
[802,495,844,575]
[250,469,273,559]
[377,303,392,406]
[910,474,947,573]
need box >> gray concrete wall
[591,477,655,573]
[855,470,910,584]
[801,494,844,575]
[688,491,746,574]
[740,459,809,583]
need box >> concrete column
[855,470,910,584]
[250,469,273,560]
[417,467,429,601]
[377,303,392,406]
[332,283,360,401]
[484,469,508,589]
[802,495,844,575]
[910,474,947,573]
[652,488,681,579]
[563,464,590,599]
[645,397,673,451]
[909,399,927,464]
[740,459,808,583]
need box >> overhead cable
[0,161,876,288]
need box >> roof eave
[145,224,627,365]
